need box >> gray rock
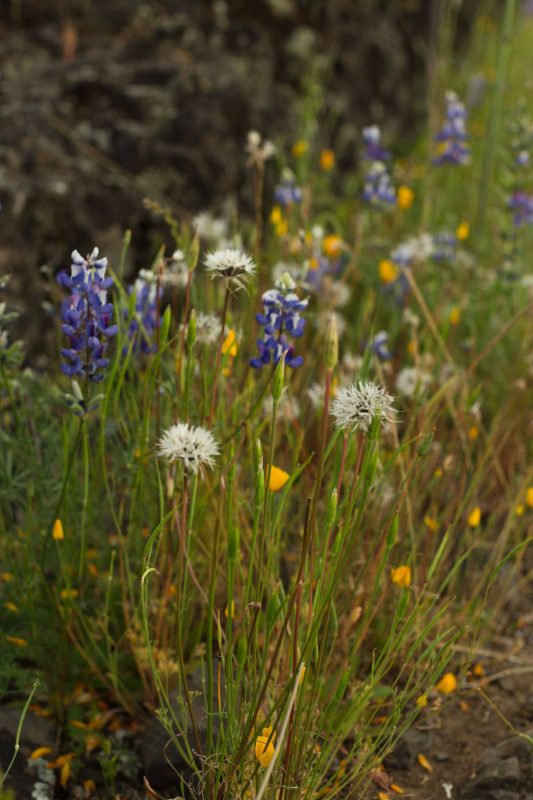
[476,756,522,786]
[141,660,227,793]
[383,727,433,771]
[0,706,54,755]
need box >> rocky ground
[1,623,532,799]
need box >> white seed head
[395,367,431,398]
[163,251,189,289]
[138,268,158,284]
[341,351,363,377]
[307,381,325,410]
[186,312,225,345]
[246,130,276,164]
[193,212,229,243]
[330,380,395,433]
[157,423,219,474]
[204,248,256,290]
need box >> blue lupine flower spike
[58,248,118,382]
[274,168,303,207]
[434,91,470,166]
[361,125,395,206]
[250,272,307,369]
[362,125,390,162]
[125,270,161,354]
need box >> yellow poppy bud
[397,185,414,210]
[468,425,479,440]
[255,728,276,767]
[423,516,439,533]
[449,307,461,326]
[378,259,398,284]
[292,140,309,158]
[467,507,481,528]
[391,565,411,588]
[456,221,470,241]
[53,518,65,540]
[526,487,533,509]
[435,672,457,693]
[323,235,343,258]
[416,693,428,708]
[275,220,289,237]
[320,149,335,171]
[516,504,524,516]
[222,329,238,357]
[270,205,282,224]
[269,466,290,492]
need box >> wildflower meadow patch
[0,3,532,799]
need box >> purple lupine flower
[58,248,118,382]
[371,330,392,361]
[362,161,396,205]
[274,169,303,207]
[362,125,390,161]
[508,192,533,226]
[125,271,161,354]
[303,255,344,291]
[433,91,470,166]
[250,273,307,369]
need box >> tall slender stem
[175,476,203,756]
[208,288,230,425]
[308,367,333,617]
[78,417,90,583]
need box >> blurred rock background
[0,0,482,360]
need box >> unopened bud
[188,232,200,272]
[187,309,197,349]
[325,314,338,371]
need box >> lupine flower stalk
[361,126,395,206]
[274,169,303,207]
[58,248,118,382]
[125,271,161,354]
[433,91,470,166]
[250,273,307,369]
[362,125,390,162]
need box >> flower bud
[188,231,200,272]
[187,309,197,350]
